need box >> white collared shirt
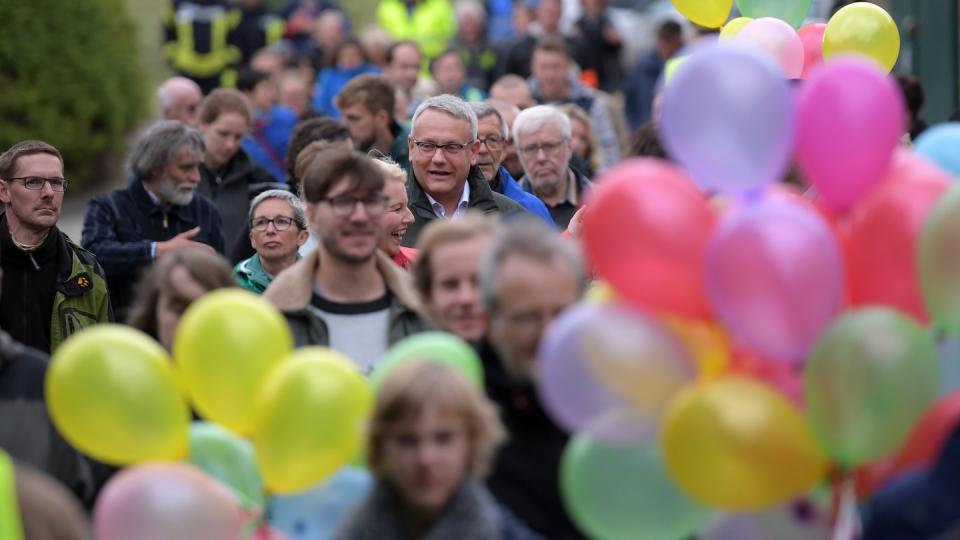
[426,181,471,220]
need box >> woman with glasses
[233,190,310,294]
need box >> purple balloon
[536,303,625,437]
[706,199,844,362]
[660,45,794,194]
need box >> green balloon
[804,308,940,469]
[736,0,810,28]
[370,332,483,390]
[561,434,709,540]
[919,185,960,336]
[188,422,265,509]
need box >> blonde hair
[558,103,602,173]
[371,156,406,184]
[368,361,506,479]
[411,212,498,303]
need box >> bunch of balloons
[550,7,956,532]
[45,293,484,539]
[675,0,900,85]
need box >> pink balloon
[706,199,845,362]
[794,58,906,212]
[95,463,246,540]
[736,17,805,78]
[798,23,826,79]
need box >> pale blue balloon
[915,123,960,179]
[268,467,373,540]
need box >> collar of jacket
[407,166,498,217]
[200,147,257,188]
[235,253,273,290]
[129,178,185,219]
[53,231,99,297]
[520,165,591,202]
[263,248,423,315]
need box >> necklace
[10,230,49,252]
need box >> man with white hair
[82,120,224,318]
[403,94,527,247]
[514,104,591,229]
[156,77,203,127]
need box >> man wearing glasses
[263,151,426,373]
[403,94,526,247]
[514,105,592,229]
[469,102,553,225]
[0,141,112,353]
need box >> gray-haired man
[82,120,225,318]
[403,94,527,247]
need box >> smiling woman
[373,158,416,269]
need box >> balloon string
[832,476,860,540]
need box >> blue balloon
[915,123,960,179]
[268,467,373,540]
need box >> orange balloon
[663,316,730,381]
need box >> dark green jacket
[402,166,528,247]
[262,250,427,348]
[50,234,113,351]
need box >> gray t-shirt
[311,285,391,374]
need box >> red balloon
[857,391,960,498]
[728,341,804,406]
[798,24,826,80]
[583,159,716,318]
[843,152,950,321]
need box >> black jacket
[478,340,587,540]
[198,148,286,263]
[82,180,225,319]
[0,329,97,506]
[402,166,528,247]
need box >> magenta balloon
[95,463,245,540]
[798,24,826,79]
[660,45,794,194]
[794,58,906,212]
[706,199,844,362]
[736,18,804,78]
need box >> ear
[469,139,481,166]
[249,229,256,249]
[0,181,10,205]
[375,108,391,128]
[305,202,320,233]
[407,134,415,156]
[297,229,309,247]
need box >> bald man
[489,75,535,111]
[156,77,203,127]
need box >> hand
[566,206,587,240]
[155,227,214,258]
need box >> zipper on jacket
[162,209,169,229]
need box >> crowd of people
[1,0,957,538]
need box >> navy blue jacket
[81,180,224,319]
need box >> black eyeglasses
[320,194,389,217]
[519,140,567,158]
[251,216,296,231]
[477,135,505,150]
[412,138,475,155]
[5,176,68,192]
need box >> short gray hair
[479,218,587,315]
[248,189,307,230]
[455,0,486,23]
[129,120,205,181]
[469,102,507,139]
[411,94,478,140]
[512,105,571,146]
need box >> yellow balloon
[174,289,293,434]
[662,316,730,381]
[672,0,734,29]
[252,348,373,494]
[46,325,190,465]
[663,56,688,86]
[823,2,900,72]
[720,16,754,41]
[663,377,828,510]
